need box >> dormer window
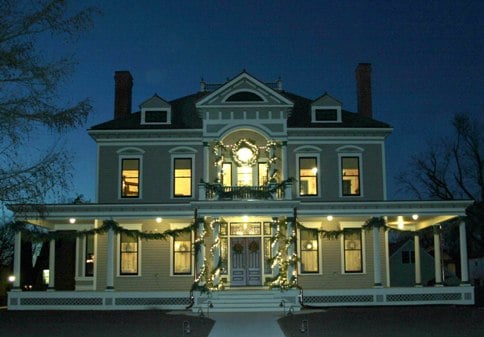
[311,93,342,123]
[314,108,338,122]
[141,108,171,124]
[139,94,172,125]
[144,110,168,123]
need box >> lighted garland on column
[266,217,299,290]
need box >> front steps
[193,288,300,313]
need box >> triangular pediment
[139,94,171,109]
[312,92,341,107]
[196,72,294,108]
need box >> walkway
[208,312,283,337]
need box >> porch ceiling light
[327,215,333,221]
[156,217,163,223]
[412,214,419,220]
[69,218,76,224]
[8,275,15,283]
[397,216,404,229]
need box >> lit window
[344,229,362,273]
[258,162,268,186]
[222,163,232,186]
[237,166,252,186]
[342,157,360,196]
[120,232,138,275]
[299,157,318,196]
[121,159,140,198]
[300,229,319,273]
[85,233,94,277]
[173,232,192,275]
[174,158,192,197]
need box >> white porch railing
[301,286,475,307]
[7,291,192,311]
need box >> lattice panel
[21,297,103,306]
[304,295,373,303]
[386,293,461,302]
[115,297,190,306]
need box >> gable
[196,72,294,108]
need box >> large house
[8,64,473,311]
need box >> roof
[90,90,391,131]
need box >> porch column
[372,226,382,287]
[459,220,470,284]
[281,141,288,180]
[286,218,295,282]
[212,221,220,287]
[12,231,21,290]
[414,233,422,286]
[384,229,391,287]
[106,228,115,291]
[196,219,206,281]
[203,142,209,182]
[271,219,280,277]
[48,236,56,290]
[433,225,443,286]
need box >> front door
[230,237,262,286]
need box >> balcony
[198,180,293,201]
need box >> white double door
[230,237,262,286]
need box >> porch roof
[9,200,471,231]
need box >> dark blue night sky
[49,0,483,201]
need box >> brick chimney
[114,71,133,120]
[355,63,372,118]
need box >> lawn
[0,310,214,337]
[279,306,484,337]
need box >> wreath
[233,242,244,254]
[248,240,259,253]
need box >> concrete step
[193,288,300,313]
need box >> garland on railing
[201,177,294,200]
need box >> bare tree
[0,0,98,205]
[397,111,484,257]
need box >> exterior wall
[286,142,385,201]
[299,228,386,290]
[91,221,193,292]
[97,144,203,203]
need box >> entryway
[230,237,262,286]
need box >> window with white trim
[120,158,140,198]
[343,229,363,273]
[341,156,360,196]
[173,158,192,197]
[120,231,139,275]
[173,231,192,275]
[300,228,319,273]
[299,157,318,196]
[84,233,94,277]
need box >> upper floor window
[300,228,319,273]
[173,158,192,197]
[121,158,140,198]
[120,231,139,275]
[314,108,338,122]
[299,157,318,196]
[341,157,360,196]
[144,109,168,124]
[343,229,363,273]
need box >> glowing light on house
[327,215,333,221]
[311,167,318,175]
[242,215,249,222]
[412,214,419,220]
[156,217,163,223]
[8,275,15,283]
[69,218,76,224]
[397,216,404,229]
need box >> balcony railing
[198,180,293,201]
